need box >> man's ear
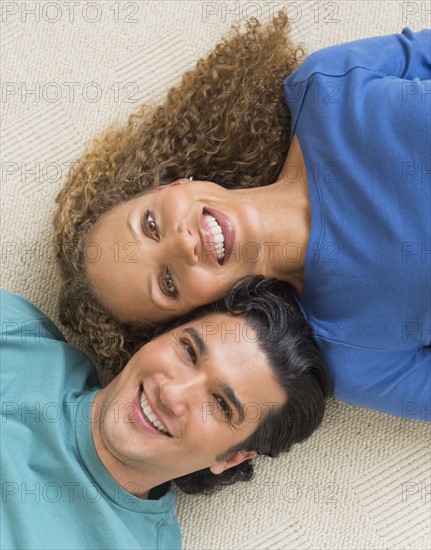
[209,450,257,475]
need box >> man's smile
[134,384,172,437]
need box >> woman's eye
[214,395,231,419]
[163,268,177,299]
[143,209,159,239]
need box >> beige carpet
[1,1,430,548]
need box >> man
[1,277,330,549]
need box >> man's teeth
[140,391,168,434]
[204,213,225,261]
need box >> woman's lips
[201,207,235,264]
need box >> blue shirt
[0,291,182,549]
[283,27,431,421]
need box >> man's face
[93,313,287,482]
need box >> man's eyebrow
[147,274,153,302]
[221,383,245,424]
[184,326,245,424]
[184,327,208,356]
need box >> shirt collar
[74,389,177,514]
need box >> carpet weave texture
[1,1,430,549]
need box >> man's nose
[159,373,205,418]
[174,222,199,265]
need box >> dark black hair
[169,276,331,494]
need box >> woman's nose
[175,222,199,265]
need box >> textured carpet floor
[1,1,430,549]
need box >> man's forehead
[184,312,257,345]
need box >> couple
[55,14,430,418]
[2,11,430,550]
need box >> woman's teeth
[140,390,169,434]
[204,213,225,262]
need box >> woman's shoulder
[284,27,427,85]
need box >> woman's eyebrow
[128,217,139,242]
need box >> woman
[54,13,303,364]
[54,13,430,420]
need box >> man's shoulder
[0,290,99,395]
[0,290,66,343]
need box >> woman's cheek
[186,274,221,303]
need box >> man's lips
[201,207,235,264]
[133,385,172,437]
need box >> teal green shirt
[0,291,182,550]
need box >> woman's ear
[209,450,257,475]
[157,180,182,191]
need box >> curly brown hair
[53,11,306,378]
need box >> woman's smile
[201,207,236,265]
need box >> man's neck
[90,388,165,500]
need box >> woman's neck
[234,134,311,293]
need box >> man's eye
[143,209,159,239]
[214,395,231,419]
[163,268,177,299]
[181,339,196,364]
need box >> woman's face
[85,179,266,323]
